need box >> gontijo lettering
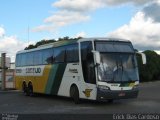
[26,68,41,73]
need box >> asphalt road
[0,81,160,114]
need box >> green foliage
[25,37,82,50]
[137,50,160,82]
[25,44,35,50]
[25,39,56,50]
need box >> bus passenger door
[80,41,97,100]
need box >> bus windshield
[95,41,139,83]
[97,53,139,83]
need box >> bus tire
[28,82,34,97]
[108,99,114,103]
[22,82,28,96]
[70,85,80,104]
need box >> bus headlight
[98,85,110,90]
[133,85,139,89]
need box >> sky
[0,0,160,62]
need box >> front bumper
[97,88,139,101]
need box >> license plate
[119,92,125,97]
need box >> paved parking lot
[0,81,160,114]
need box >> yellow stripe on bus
[15,65,51,93]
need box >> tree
[137,50,160,82]
[25,39,56,50]
[24,44,35,50]
[24,37,82,50]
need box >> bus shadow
[21,92,127,106]
[81,99,125,106]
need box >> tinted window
[21,53,27,66]
[42,48,53,64]
[81,41,96,84]
[96,41,134,53]
[81,42,93,61]
[16,54,21,67]
[66,44,79,62]
[26,52,34,66]
[33,51,42,65]
[54,47,65,63]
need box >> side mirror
[92,50,101,64]
[137,52,146,64]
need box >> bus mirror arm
[94,63,100,68]
[137,52,146,64]
[92,50,101,65]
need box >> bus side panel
[57,63,97,100]
[44,63,67,95]
[15,65,51,94]
[15,76,25,90]
[57,63,80,97]
[80,82,97,100]
[33,65,51,93]
[15,67,29,90]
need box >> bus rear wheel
[28,82,34,97]
[22,82,28,96]
[70,85,80,104]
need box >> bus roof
[17,39,79,54]
[17,37,131,54]
[38,39,79,48]
[77,37,130,42]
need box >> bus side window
[34,50,43,65]
[26,52,34,66]
[81,42,96,84]
[16,54,21,67]
[21,53,27,66]
[42,48,54,64]
[54,47,65,63]
[66,44,79,62]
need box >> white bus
[15,38,146,103]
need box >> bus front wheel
[70,85,80,104]
[108,99,114,103]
